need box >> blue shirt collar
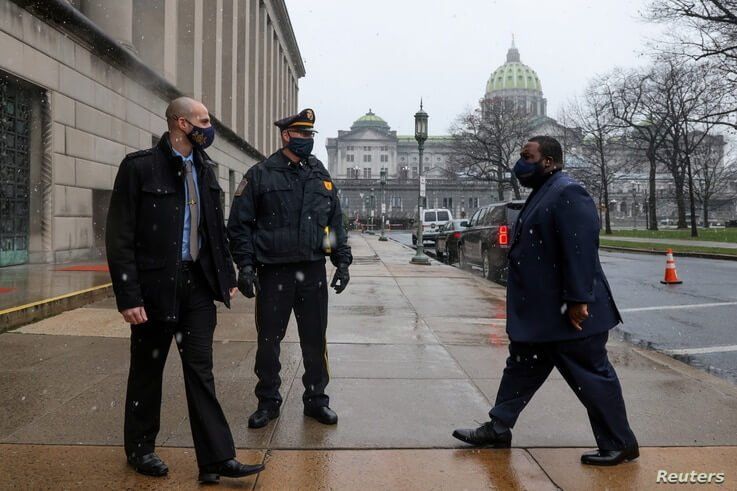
[172,147,194,163]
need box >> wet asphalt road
[388,231,737,384]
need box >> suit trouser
[124,263,235,466]
[254,260,329,410]
[489,331,638,451]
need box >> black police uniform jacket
[506,171,622,343]
[227,150,352,269]
[105,134,237,322]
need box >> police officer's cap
[274,108,318,133]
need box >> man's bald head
[165,97,212,154]
[166,97,208,130]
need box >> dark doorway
[0,76,32,266]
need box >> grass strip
[599,238,737,257]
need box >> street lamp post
[411,101,430,265]
[370,187,375,229]
[379,168,388,241]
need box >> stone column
[193,0,204,101]
[276,45,282,121]
[248,0,260,146]
[258,4,268,152]
[81,0,134,50]
[214,0,224,118]
[163,0,178,84]
[176,0,195,95]
[237,0,250,138]
[266,23,274,152]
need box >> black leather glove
[330,263,350,294]
[237,265,259,298]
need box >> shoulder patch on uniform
[235,177,248,196]
[323,180,333,191]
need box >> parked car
[727,219,737,228]
[435,219,468,264]
[412,208,452,245]
[458,200,525,282]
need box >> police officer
[106,97,264,483]
[227,109,352,428]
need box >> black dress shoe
[304,406,338,425]
[127,452,169,477]
[452,420,512,448]
[248,407,279,429]
[581,446,640,466]
[198,458,265,484]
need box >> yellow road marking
[0,283,113,316]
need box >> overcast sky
[284,0,662,160]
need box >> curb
[600,245,737,261]
[614,327,737,390]
[0,283,113,334]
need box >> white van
[412,208,453,245]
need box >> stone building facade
[326,111,496,222]
[0,0,303,266]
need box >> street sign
[420,176,426,197]
[381,203,386,214]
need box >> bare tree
[690,134,735,226]
[646,1,737,71]
[449,98,533,200]
[653,58,731,235]
[563,78,633,234]
[603,67,672,230]
[645,0,737,127]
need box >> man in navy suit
[453,136,638,466]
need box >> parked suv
[458,200,524,283]
[412,208,452,245]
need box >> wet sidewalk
[1,235,736,489]
[0,261,111,332]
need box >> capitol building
[326,40,560,222]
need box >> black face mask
[287,137,314,159]
[513,157,547,189]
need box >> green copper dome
[351,109,391,131]
[485,41,542,95]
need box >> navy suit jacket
[506,171,622,343]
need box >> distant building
[0,0,303,266]
[327,40,560,223]
[326,110,493,222]
[482,36,547,118]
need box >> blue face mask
[287,136,314,159]
[513,157,545,188]
[186,121,215,150]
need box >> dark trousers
[489,331,638,451]
[254,260,329,410]
[124,263,235,466]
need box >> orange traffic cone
[660,249,683,285]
